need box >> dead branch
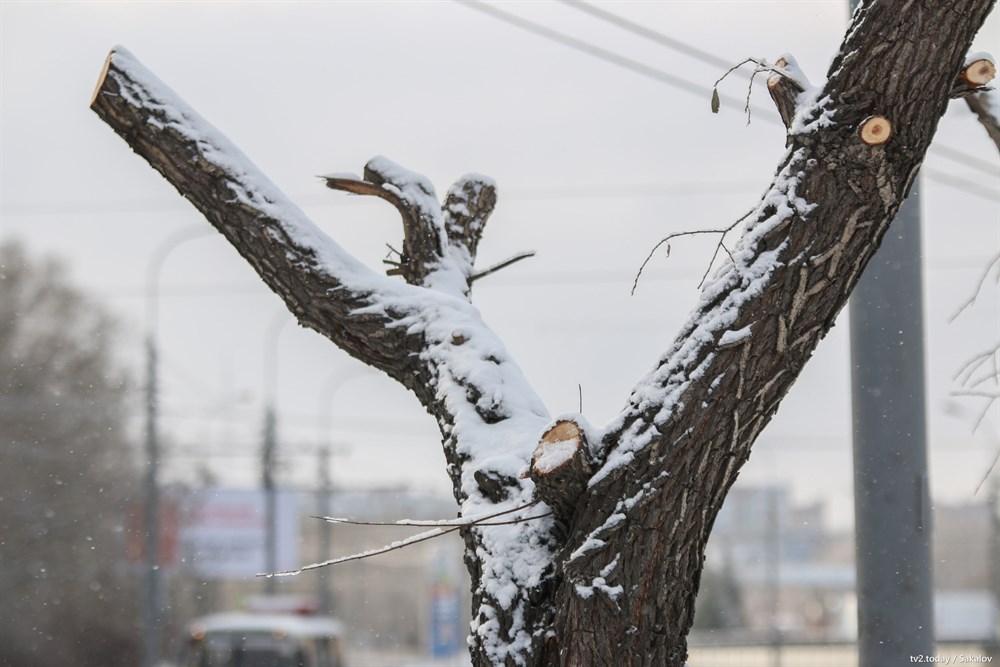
[949,252,1000,323]
[469,251,536,283]
[268,511,552,577]
[713,57,803,125]
[632,209,752,295]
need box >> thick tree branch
[92,47,557,666]
[91,2,996,663]
[90,48,422,384]
[555,1,996,664]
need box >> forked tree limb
[91,51,558,666]
[91,1,996,663]
[556,2,995,664]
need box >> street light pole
[143,225,214,667]
[316,365,371,615]
[262,312,292,594]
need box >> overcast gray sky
[2,1,998,529]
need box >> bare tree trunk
[91,1,995,664]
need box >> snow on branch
[92,48,560,664]
[90,47,429,380]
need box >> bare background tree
[0,242,140,667]
[90,1,995,665]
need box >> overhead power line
[466,0,1000,184]
[562,0,999,178]
[558,0,736,71]
[931,144,1000,177]
[454,0,774,119]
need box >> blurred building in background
[692,483,999,662]
[153,486,470,665]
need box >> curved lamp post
[142,224,215,667]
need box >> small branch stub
[528,419,592,529]
[962,59,997,87]
[767,55,806,132]
[859,115,892,145]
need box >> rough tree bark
[91,1,995,665]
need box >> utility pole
[767,488,782,667]
[261,314,290,595]
[318,446,334,615]
[142,337,161,667]
[849,151,934,667]
[262,406,278,595]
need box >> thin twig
[469,251,536,284]
[633,210,751,295]
[263,511,552,577]
[712,57,798,123]
[312,512,553,529]
[633,230,720,295]
[313,499,541,528]
[950,390,1000,399]
[954,344,1000,385]
[973,447,1000,495]
[265,526,461,577]
[949,252,1000,323]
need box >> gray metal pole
[849,181,934,666]
[261,314,290,595]
[262,405,278,594]
[318,447,334,615]
[142,336,161,667]
[142,225,213,667]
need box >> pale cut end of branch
[767,55,806,131]
[859,115,892,145]
[322,174,394,200]
[963,59,997,87]
[91,49,116,108]
[528,419,593,529]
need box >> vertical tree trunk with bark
[90,1,995,664]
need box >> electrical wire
[454,0,775,120]
[458,0,1000,193]
[558,0,736,71]
[560,0,1000,177]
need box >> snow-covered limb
[552,1,996,663]
[323,159,501,298]
[92,47,557,666]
